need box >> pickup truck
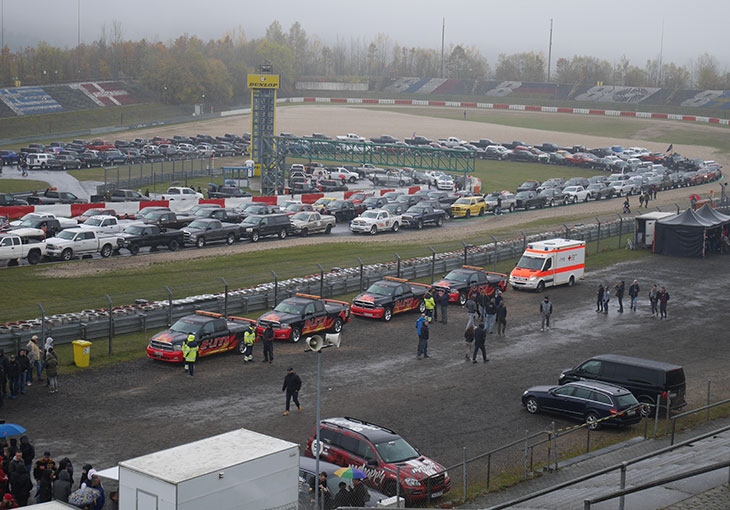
[8,218,64,238]
[438,136,466,147]
[336,133,366,142]
[0,232,46,265]
[350,209,401,235]
[405,135,433,146]
[290,211,336,236]
[149,187,204,201]
[401,203,447,229]
[117,224,184,254]
[45,228,121,261]
[207,186,252,199]
[109,189,146,202]
[141,211,194,230]
[26,190,85,205]
[78,215,127,234]
[0,150,20,166]
[256,293,351,343]
[351,276,430,321]
[9,212,77,230]
[0,193,27,206]
[433,266,509,305]
[562,185,591,203]
[356,163,386,179]
[182,218,241,247]
[147,310,255,362]
[85,139,115,152]
[370,134,399,144]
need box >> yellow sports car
[450,196,487,218]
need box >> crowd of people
[596,280,670,318]
[308,471,370,510]
[0,436,115,508]
[0,335,60,408]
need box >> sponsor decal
[353,463,387,486]
[405,458,441,477]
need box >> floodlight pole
[315,348,322,510]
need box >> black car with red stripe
[351,277,430,321]
[146,311,255,362]
[256,293,351,343]
[433,265,508,305]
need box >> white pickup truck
[350,209,401,235]
[0,233,46,265]
[45,228,122,261]
[78,215,128,234]
[336,133,366,142]
[438,136,466,147]
[148,187,204,201]
[9,212,78,229]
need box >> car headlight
[443,470,449,478]
[280,323,290,329]
[246,228,253,232]
[190,234,198,238]
[403,477,421,487]
[523,390,529,396]
[529,276,536,280]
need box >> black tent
[653,208,718,257]
[695,204,730,225]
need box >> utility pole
[547,19,553,82]
[77,0,81,47]
[440,18,445,78]
[657,17,665,86]
[1,0,4,51]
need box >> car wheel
[61,248,72,262]
[549,199,555,207]
[100,244,112,258]
[392,222,399,232]
[196,237,206,248]
[639,396,655,417]
[585,412,601,430]
[62,165,67,170]
[236,339,246,355]
[27,250,41,265]
[373,178,379,185]
[41,163,47,169]
[370,225,377,235]
[332,318,344,333]
[584,194,590,202]
[251,231,260,242]
[536,281,545,293]
[325,224,332,234]
[168,239,179,251]
[509,204,515,213]
[278,229,287,239]
[226,233,235,245]
[349,177,356,183]
[465,210,471,219]
[300,228,308,237]
[128,243,140,255]
[436,216,443,227]
[479,208,485,216]
[383,307,393,322]
[290,327,302,343]
[525,397,540,414]
[418,300,426,314]
[398,180,405,187]
[458,292,467,306]
[416,219,424,229]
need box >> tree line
[0,20,728,107]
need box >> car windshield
[19,219,41,228]
[516,192,530,199]
[85,218,103,226]
[314,198,332,206]
[188,221,209,229]
[374,438,419,464]
[408,206,426,214]
[516,255,544,270]
[292,213,311,221]
[616,393,639,408]
[170,319,200,335]
[273,301,305,315]
[144,211,165,220]
[363,198,379,206]
[361,211,379,219]
[124,225,144,235]
[56,231,76,240]
[365,284,394,296]
[444,270,470,283]
[243,216,262,226]
[454,198,471,205]
[285,204,302,212]
[329,200,345,207]
[83,209,103,217]
[194,209,213,217]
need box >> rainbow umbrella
[334,467,367,479]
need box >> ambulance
[509,238,586,292]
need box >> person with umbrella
[333,467,370,506]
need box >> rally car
[256,293,351,343]
[433,265,508,305]
[146,311,256,362]
[351,277,431,321]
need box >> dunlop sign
[247,74,280,89]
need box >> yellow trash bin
[72,340,92,367]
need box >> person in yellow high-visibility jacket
[424,292,435,322]
[243,324,256,363]
[181,333,199,377]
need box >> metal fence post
[164,286,173,326]
[316,264,324,297]
[428,247,436,283]
[462,447,467,502]
[619,462,627,510]
[486,452,491,489]
[396,466,401,508]
[595,218,601,253]
[654,393,661,439]
[707,380,712,423]
[665,394,671,436]
[37,304,46,346]
[523,430,529,480]
[563,223,570,238]
[220,278,228,317]
[546,427,552,471]
[521,231,526,252]
[675,203,680,214]
[356,258,364,291]
[271,271,278,306]
[617,214,623,248]
[395,252,401,278]
[461,241,468,265]
[553,421,558,470]
[105,294,113,355]
[586,425,590,453]
[490,235,498,271]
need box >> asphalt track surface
[6,253,729,498]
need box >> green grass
[0,178,50,192]
[0,104,191,142]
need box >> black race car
[351,277,430,321]
[433,266,508,305]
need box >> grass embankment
[0,104,191,142]
[0,179,51,193]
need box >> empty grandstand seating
[45,84,99,111]
[0,87,63,115]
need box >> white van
[509,239,586,291]
[26,153,55,169]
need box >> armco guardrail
[0,218,633,351]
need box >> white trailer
[119,429,298,510]
[634,212,676,248]
[509,238,586,291]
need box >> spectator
[333,482,350,508]
[649,285,659,316]
[472,323,488,363]
[1,493,18,508]
[5,356,19,400]
[8,465,31,507]
[495,300,507,336]
[78,465,93,490]
[628,280,640,311]
[602,284,610,314]
[56,457,74,484]
[16,351,29,395]
[18,437,33,477]
[596,284,604,312]
[484,296,496,334]
[45,350,59,394]
[7,453,23,477]
[281,368,302,416]
[463,323,474,361]
[90,477,105,510]
[465,295,477,329]
[615,281,625,313]
[33,451,55,502]
[0,350,8,397]
[53,469,72,503]
[658,286,670,319]
[262,324,274,364]
[438,289,448,324]
[36,468,52,503]
[417,320,430,360]
[350,478,370,507]
[25,337,41,385]
[540,296,553,332]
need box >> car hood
[353,293,389,306]
[150,330,188,346]
[433,279,463,290]
[393,457,447,481]
[182,227,204,235]
[9,227,45,238]
[524,385,556,394]
[258,311,300,325]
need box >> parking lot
[9,253,730,492]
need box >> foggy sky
[2,0,728,69]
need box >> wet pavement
[4,253,730,502]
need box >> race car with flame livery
[433,266,509,305]
[146,311,256,362]
[256,293,351,343]
[351,277,431,321]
